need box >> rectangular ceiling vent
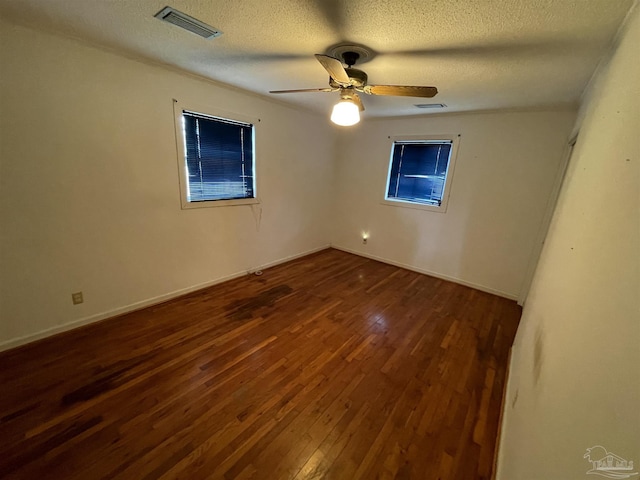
[415,103,447,109]
[155,7,222,39]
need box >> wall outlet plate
[71,292,84,305]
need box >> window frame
[382,134,460,213]
[173,99,259,209]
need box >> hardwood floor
[0,249,521,479]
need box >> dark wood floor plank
[0,248,520,479]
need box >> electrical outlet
[71,292,84,305]
[362,238,367,245]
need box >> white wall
[0,19,582,352]
[331,110,576,299]
[0,21,334,348]
[497,4,640,479]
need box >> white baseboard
[0,244,331,352]
[252,244,330,272]
[331,244,518,301]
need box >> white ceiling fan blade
[314,54,351,86]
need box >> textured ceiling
[0,0,634,117]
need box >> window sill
[381,198,447,213]
[181,197,260,210]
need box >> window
[174,101,257,208]
[383,134,460,212]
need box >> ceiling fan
[269,47,438,126]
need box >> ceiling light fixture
[331,99,360,126]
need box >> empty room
[0,1,638,479]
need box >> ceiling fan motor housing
[330,68,368,88]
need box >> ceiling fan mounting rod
[342,51,360,67]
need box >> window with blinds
[384,135,460,212]
[181,110,255,203]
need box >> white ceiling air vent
[415,103,447,109]
[155,7,222,39]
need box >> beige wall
[330,110,576,299]
[0,21,334,348]
[497,4,640,479]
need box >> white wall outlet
[71,291,84,305]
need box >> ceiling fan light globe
[331,100,360,126]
